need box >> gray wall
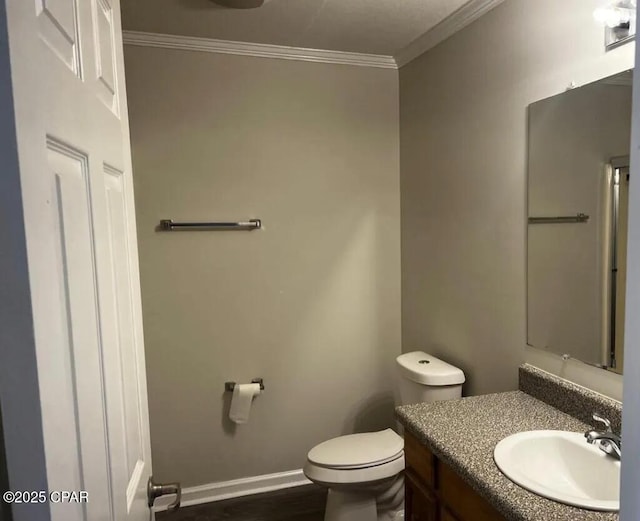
[125,47,401,486]
[400,0,633,397]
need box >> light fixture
[594,6,632,27]
[594,1,637,51]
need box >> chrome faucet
[584,413,621,460]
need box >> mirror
[527,70,632,374]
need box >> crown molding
[394,0,506,68]
[122,31,398,69]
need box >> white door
[0,1,152,521]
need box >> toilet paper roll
[229,383,262,424]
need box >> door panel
[36,0,81,76]
[44,139,113,521]
[92,0,118,114]
[103,165,147,506]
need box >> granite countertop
[396,391,618,521]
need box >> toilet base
[322,474,404,521]
[325,490,377,521]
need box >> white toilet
[303,351,465,521]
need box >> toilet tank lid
[396,351,465,386]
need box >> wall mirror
[527,69,633,374]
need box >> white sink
[494,430,620,511]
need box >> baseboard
[153,469,312,512]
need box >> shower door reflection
[608,159,630,374]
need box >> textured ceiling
[120,0,471,56]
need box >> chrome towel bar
[159,219,261,231]
[528,213,589,224]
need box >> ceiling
[120,0,472,56]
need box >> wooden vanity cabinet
[404,431,507,521]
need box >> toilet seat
[304,453,405,485]
[304,429,405,485]
[308,429,404,469]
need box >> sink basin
[494,430,620,511]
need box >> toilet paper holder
[225,378,265,392]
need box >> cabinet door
[405,470,438,521]
[441,506,460,521]
[440,463,507,521]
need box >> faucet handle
[592,413,612,433]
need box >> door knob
[147,476,181,511]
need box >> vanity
[404,429,506,521]
[396,365,622,521]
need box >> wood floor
[156,485,327,521]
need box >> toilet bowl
[304,429,405,521]
[304,351,465,521]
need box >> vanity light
[594,6,632,27]
[594,1,637,50]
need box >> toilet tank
[396,351,465,405]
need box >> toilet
[303,351,465,521]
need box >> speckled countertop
[396,391,618,521]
